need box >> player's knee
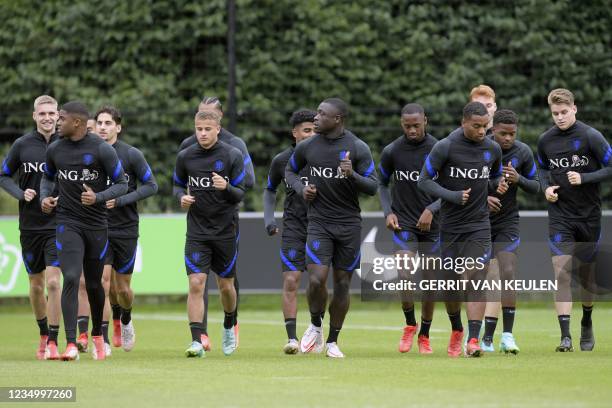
[188,281,204,296]
[333,278,350,296]
[309,274,325,289]
[117,284,131,299]
[284,275,299,293]
[46,275,61,293]
[218,280,235,296]
[29,280,45,296]
[84,277,101,291]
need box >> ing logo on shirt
[511,157,519,168]
[339,150,350,161]
[483,151,491,162]
[312,240,321,251]
[548,155,589,169]
[58,169,99,182]
[449,166,490,180]
[214,160,224,172]
[21,162,47,174]
[83,154,94,165]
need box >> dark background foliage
[1,0,610,213]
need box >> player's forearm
[95,180,128,203]
[517,175,540,194]
[537,168,551,191]
[580,167,612,184]
[425,198,441,214]
[0,176,25,200]
[39,176,55,201]
[115,181,159,207]
[173,185,186,201]
[378,184,393,216]
[263,189,277,229]
[351,172,377,196]
[244,160,255,190]
[285,168,304,197]
[224,184,244,203]
[417,178,463,205]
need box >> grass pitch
[1,296,611,408]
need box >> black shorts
[280,217,307,273]
[305,219,361,272]
[104,237,138,275]
[549,218,601,263]
[491,223,520,255]
[20,230,58,275]
[441,229,492,265]
[280,238,306,273]
[185,236,237,278]
[392,228,440,255]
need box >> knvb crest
[287,248,297,260]
[214,160,224,172]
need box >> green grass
[1,297,611,408]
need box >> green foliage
[0,0,610,213]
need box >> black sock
[77,316,89,335]
[402,307,416,326]
[418,318,432,338]
[223,311,235,330]
[189,322,203,343]
[37,317,49,336]
[448,311,463,332]
[502,307,516,333]
[483,316,498,342]
[66,329,76,345]
[581,305,593,327]
[468,320,482,341]
[285,318,297,340]
[121,308,132,325]
[111,303,121,321]
[310,311,322,327]
[49,325,59,344]
[326,326,341,343]
[558,315,571,338]
[101,321,110,344]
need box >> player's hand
[303,184,317,201]
[339,151,353,178]
[23,188,37,202]
[106,199,116,209]
[81,184,97,205]
[503,161,520,184]
[545,185,560,203]
[266,224,279,236]
[181,194,195,208]
[416,209,433,232]
[567,171,582,186]
[461,188,471,205]
[496,178,509,195]
[487,196,502,213]
[41,196,58,214]
[385,213,401,231]
[212,172,227,190]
